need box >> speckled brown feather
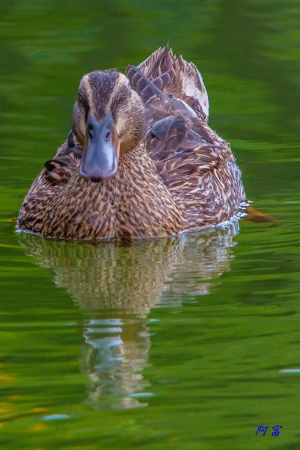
[19,144,182,239]
[127,47,245,228]
[18,46,245,240]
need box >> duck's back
[126,46,246,228]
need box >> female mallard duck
[17,46,246,240]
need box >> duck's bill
[79,112,120,182]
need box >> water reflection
[19,222,239,409]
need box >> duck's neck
[45,144,183,239]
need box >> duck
[17,46,246,240]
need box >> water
[1,1,300,448]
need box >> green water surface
[1,1,300,449]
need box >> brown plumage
[17,46,246,240]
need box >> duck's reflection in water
[19,221,239,409]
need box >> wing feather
[127,49,244,227]
[44,131,83,187]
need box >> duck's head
[72,70,146,182]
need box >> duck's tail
[137,45,209,122]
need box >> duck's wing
[136,45,209,122]
[18,131,83,232]
[24,131,83,199]
[26,131,82,196]
[126,61,244,227]
[126,64,228,179]
[43,131,83,187]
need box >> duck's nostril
[89,130,93,142]
[105,131,111,141]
